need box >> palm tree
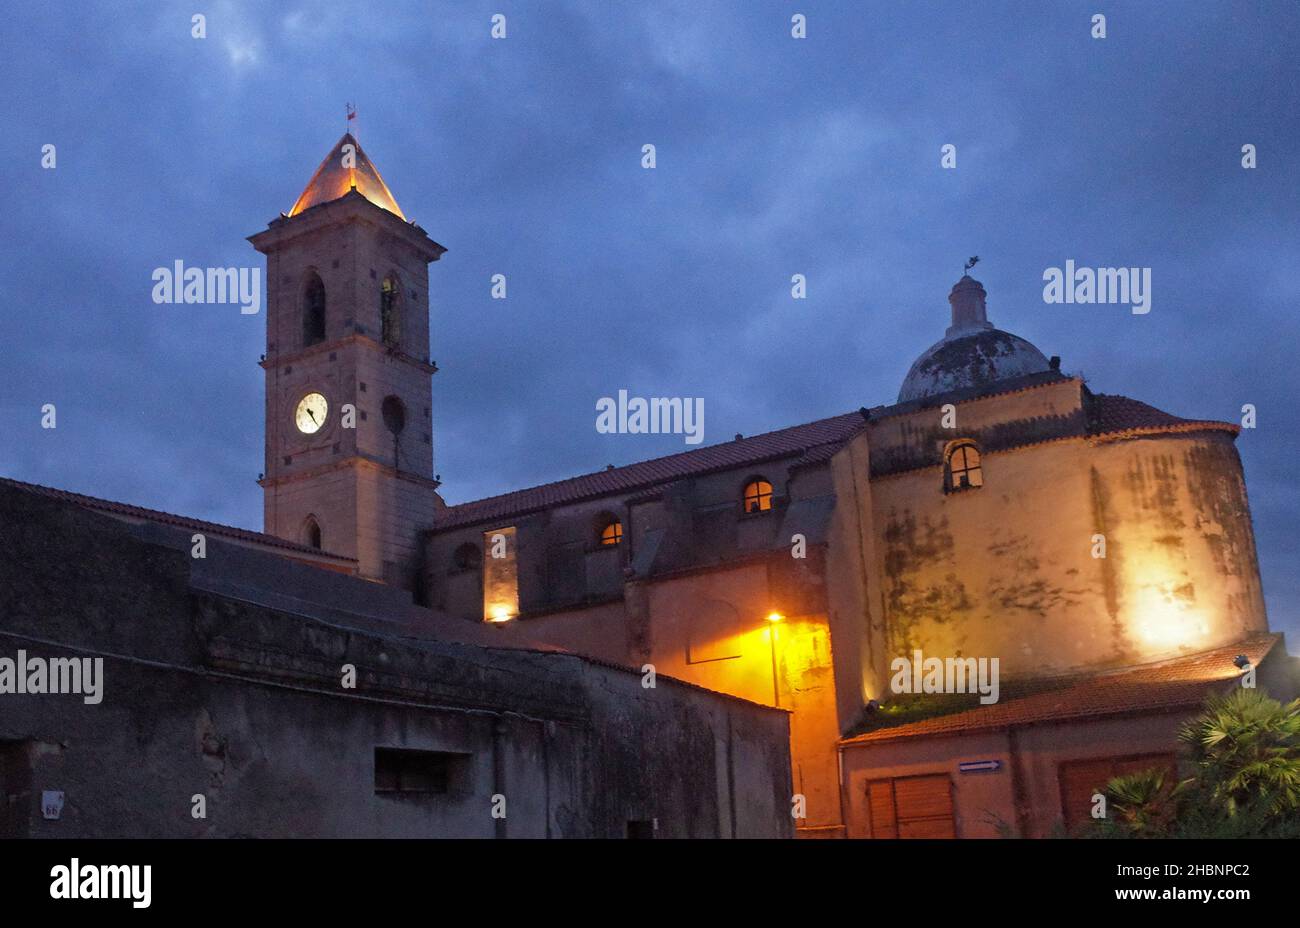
[1089,686,1300,838]
[1098,768,1186,837]
[1179,687,1300,818]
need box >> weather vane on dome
[346,102,357,136]
[964,255,980,275]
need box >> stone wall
[0,483,791,838]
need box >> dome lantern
[897,271,1052,403]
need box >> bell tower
[249,132,446,591]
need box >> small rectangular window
[626,819,656,839]
[374,748,467,796]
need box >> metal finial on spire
[964,255,980,276]
[346,102,357,137]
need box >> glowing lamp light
[1132,587,1207,648]
[488,605,515,624]
[766,612,784,623]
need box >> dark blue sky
[3,2,1297,640]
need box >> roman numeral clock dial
[294,392,328,435]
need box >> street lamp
[766,612,784,707]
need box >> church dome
[897,274,1051,402]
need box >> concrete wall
[0,484,791,838]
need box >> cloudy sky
[2,1,1296,639]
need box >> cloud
[1,1,1296,641]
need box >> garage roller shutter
[867,774,956,839]
[1058,753,1176,833]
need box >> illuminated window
[302,515,322,550]
[380,275,401,347]
[945,440,984,492]
[742,479,774,514]
[452,543,481,571]
[303,272,326,347]
[482,526,519,622]
[600,519,623,546]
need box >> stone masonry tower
[249,132,446,592]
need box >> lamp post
[766,612,784,707]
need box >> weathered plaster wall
[1086,432,1267,658]
[842,714,1190,838]
[0,485,791,838]
[841,731,1013,838]
[645,565,840,830]
[824,433,887,725]
[872,437,1102,678]
[868,429,1265,683]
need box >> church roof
[1085,393,1237,438]
[841,632,1283,745]
[289,132,405,219]
[434,380,1239,532]
[434,412,869,530]
[0,476,355,563]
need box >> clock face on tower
[294,392,328,434]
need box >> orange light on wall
[765,613,784,707]
[1131,586,1208,649]
[482,526,519,623]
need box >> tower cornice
[248,189,445,263]
[261,331,438,374]
[258,454,443,493]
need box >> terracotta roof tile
[0,476,354,562]
[841,633,1282,746]
[433,412,867,530]
[1086,393,1238,438]
[434,382,1239,532]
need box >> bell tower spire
[249,131,447,594]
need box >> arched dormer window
[303,272,326,347]
[599,518,623,546]
[452,543,482,571]
[944,440,984,492]
[742,478,774,514]
[302,515,322,550]
[380,274,401,348]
